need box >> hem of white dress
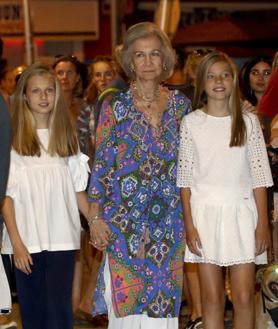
[184,258,267,267]
[252,182,273,189]
[1,244,80,254]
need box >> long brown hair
[194,51,246,147]
[12,63,78,156]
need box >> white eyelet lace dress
[177,110,273,266]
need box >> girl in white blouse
[177,51,273,329]
[1,63,90,329]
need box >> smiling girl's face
[204,61,233,102]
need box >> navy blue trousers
[15,250,76,329]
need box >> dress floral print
[88,88,191,318]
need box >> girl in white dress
[1,63,90,329]
[177,51,273,329]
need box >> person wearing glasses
[69,55,116,326]
[85,55,116,126]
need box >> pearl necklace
[131,82,168,140]
[131,82,160,109]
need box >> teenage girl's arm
[2,196,33,275]
[241,99,256,113]
[253,187,271,256]
[76,191,89,218]
[181,187,202,256]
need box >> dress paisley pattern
[88,88,191,318]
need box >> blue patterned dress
[88,87,191,318]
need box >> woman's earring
[163,64,167,71]
[130,65,135,72]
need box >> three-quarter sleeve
[177,116,194,187]
[247,114,273,188]
[67,152,90,192]
[88,98,117,204]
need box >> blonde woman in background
[72,56,116,326]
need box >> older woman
[87,22,191,329]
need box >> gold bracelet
[88,214,102,227]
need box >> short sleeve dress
[177,110,273,266]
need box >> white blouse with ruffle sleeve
[1,129,90,254]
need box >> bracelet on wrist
[88,214,102,227]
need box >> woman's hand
[89,219,112,251]
[255,221,271,256]
[13,241,33,275]
[185,223,202,257]
[241,100,256,113]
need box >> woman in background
[53,56,95,324]
[85,55,116,126]
[53,55,92,157]
[239,55,272,109]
